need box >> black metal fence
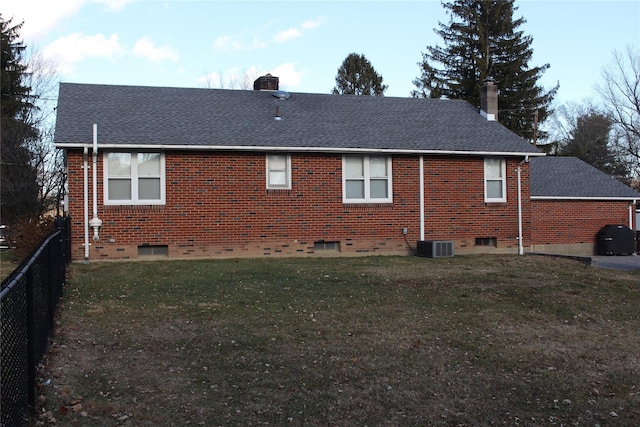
[1,217,71,427]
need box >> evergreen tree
[332,53,388,96]
[558,111,629,178]
[412,0,557,140]
[1,15,40,223]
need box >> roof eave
[55,142,544,157]
[531,196,638,201]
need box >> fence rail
[1,217,70,427]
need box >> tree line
[2,0,640,235]
[332,1,639,186]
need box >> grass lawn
[0,249,19,283]
[35,255,640,426]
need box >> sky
[3,0,639,108]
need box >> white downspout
[83,146,89,260]
[517,156,529,255]
[89,124,103,242]
[629,201,635,230]
[419,156,425,241]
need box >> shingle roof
[54,83,542,155]
[530,156,639,200]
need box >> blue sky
[4,0,639,106]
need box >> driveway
[591,254,640,271]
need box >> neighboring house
[530,156,639,255]
[53,76,638,261]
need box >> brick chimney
[253,74,279,91]
[480,78,498,121]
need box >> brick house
[530,156,639,255]
[53,76,638,261]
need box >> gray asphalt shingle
[54,83,542,155]
[530,156,639,199]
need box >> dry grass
[35,255,640,426]
[0,249,19,283]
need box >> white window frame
[266,154,291,189]
[103,152,166,205]
[484,157,506,203]
[342,155,393,203]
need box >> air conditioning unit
[416,240,454,258]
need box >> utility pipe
[517,156,529,255]
[419,156,425,241]
[89,124,103,241]
[83,146,89,260]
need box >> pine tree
[332,53,388,96]
[412,0,557,140]
[558,112,629,179]
[1,15,40,223]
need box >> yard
[35,255,640,426]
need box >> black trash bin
[596,224,635,255]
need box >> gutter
[531,196,639,201]
[54,142,545,158]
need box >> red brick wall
[530,199,633,247]
[65,150,531,260]
[422,156,530,252]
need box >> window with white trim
[104,152,165,205]
[484,157,506,202]
[343,155,392,203]
[266,154,291,189]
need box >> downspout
[419,156,425,241]
[632,200,638,255]
[517,156,529,255]
[83,146,89,260]
[88,124,103,242]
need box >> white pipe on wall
[89,124,103,242]
[83,146,89,260]
[517,164,523,255]
[517,156,529,256]
[419,156,425,241]
[92,124,98,218]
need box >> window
[138,245,168,256]
[343,155,392,203]
[266,154,291,189]
[104,152,165,205]
[314,241,340,251]
[484,157,506,202]
[475,237,497,247]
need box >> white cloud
[133,37,178,62]
[198,63,304,90]
[212,34,266,53]
[273,16,325,44]
[273,28,302,43]
[301,17,326,30]
[2,0,135,43]
[198,66,263,90]
[42,32,123,74]
[93,0,134,12]
[271,63,304,88]
[2,0,86,42]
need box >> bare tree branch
[596,46,640,177]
